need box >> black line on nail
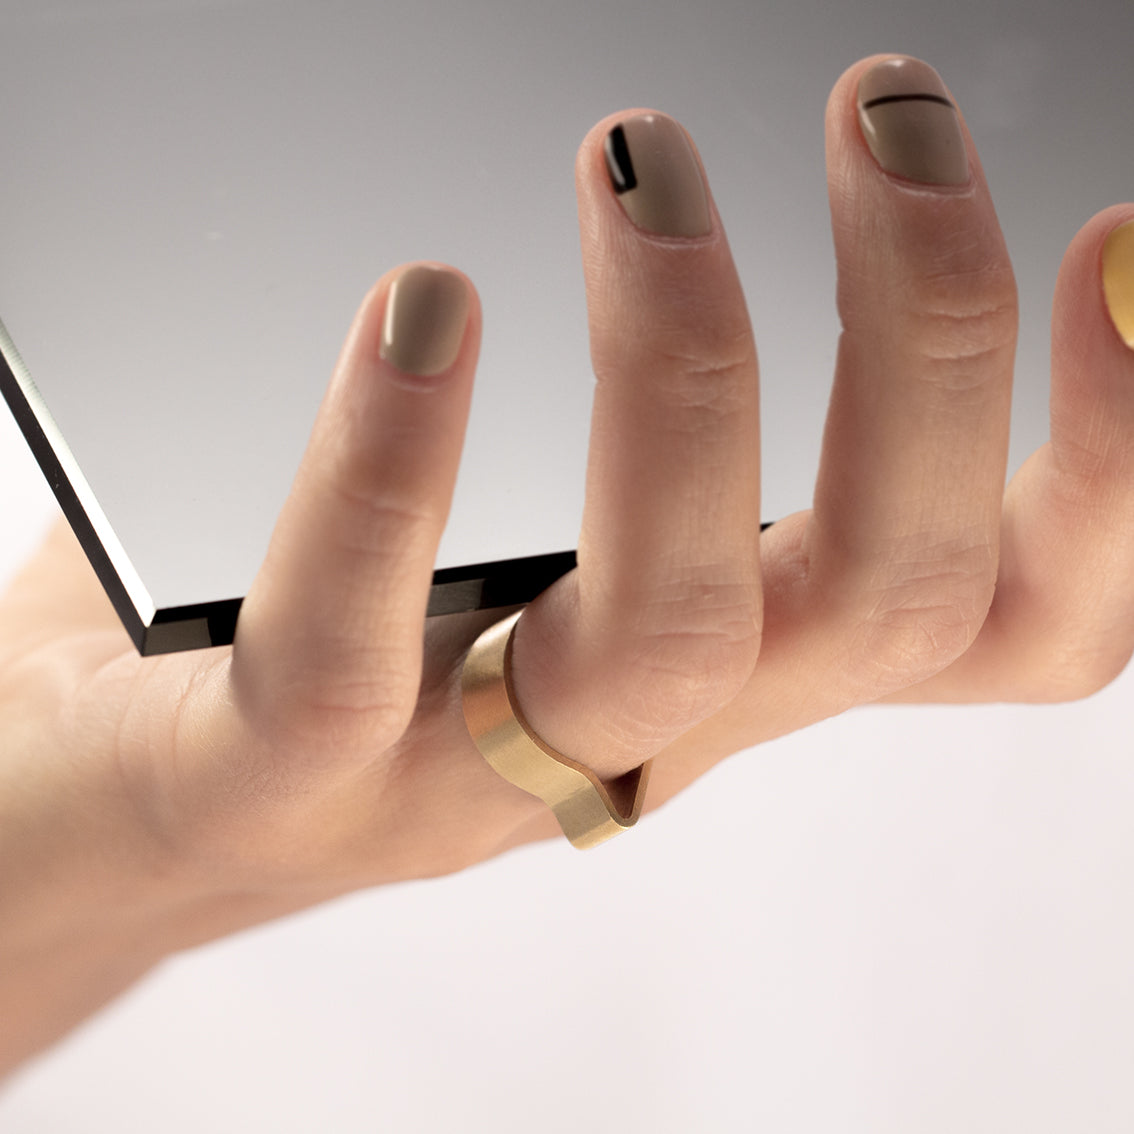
[861,92,955,110]
[604,125,637,194]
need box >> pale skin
[3,54,1134,1077]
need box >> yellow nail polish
[1102,220,1134,350]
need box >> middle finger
[510,109,763,781]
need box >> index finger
[230,263,479,765]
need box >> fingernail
[380,265,470,376]
[603,113,712,237]
[857,57,969,186]
[1102,220,1134,351]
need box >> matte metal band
[461,610,651,850]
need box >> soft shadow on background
[2,0,1134,1130]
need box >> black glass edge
[139,530,771,655]
[143,550,586,656]
[0,329,152,654]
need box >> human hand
[500,53,1134,816]
[3,53,1133,1071]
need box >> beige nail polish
[380,265,470,376]
[1102,220,1134,350]
[857,57,969,186]
[603,113,712,237]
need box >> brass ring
[461,610,651,850]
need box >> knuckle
[848,538,996,689]
[651,350,754,426]
[272,670,419,758]
[324,473,441,559]
[594,320,757,422]
[299,687,416,753]
[899,268,1018,388]
[643,323,755,382]
[618,583,762,734]
[853,600,980,690]
[234,628,420,766]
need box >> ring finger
[632,54,1023,798]
[798,54,1017,702]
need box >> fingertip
[1055,205,1134,351]
[380,264,474,378]
[346,261,482,386]
[576,106,664,171]
[826,52,899,122]
[826,53,985,195]
[576,107,719,241]
[1056,204,1134,267]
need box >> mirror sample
[1,0,1126,654]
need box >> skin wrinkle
[626,581,762,647]
[865,538,997,610]
[842,268,1017,351]
[837,341,1013,425]
[851,605,979,690]
[588,493,759,588]
[589,301,753,379]
[848,535,999,688]
[1052,408,1134,495]
[832,164,1014,311]
[320,482,443,560]
[266,666,417,758]
[900,301,1018,365]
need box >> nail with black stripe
[603,113,711,237]
[857,57,969,186]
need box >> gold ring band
[461,610,651,850]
